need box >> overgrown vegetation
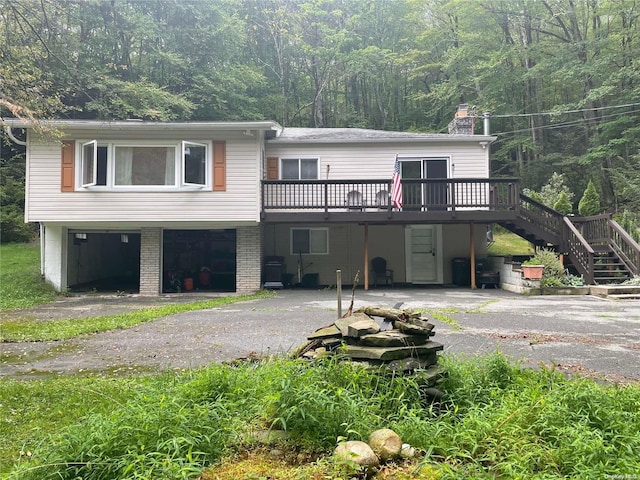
[2,354,638,479]
[0,243,56,310]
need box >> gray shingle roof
[271,127,494,143]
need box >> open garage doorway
[162,229,236,293]
[67,231,141,293]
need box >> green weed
[465,299,500,314]
[0,291,274,342]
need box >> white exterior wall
[265,141,488,180]
[42,224,67,291]
[25,130,262,223]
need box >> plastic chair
[346,190,364,210]
[376,190,389,209]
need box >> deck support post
[364,223,369,290]
[470,221,476,289]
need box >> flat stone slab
[359,331,429,347]
[395,318,435,336]
[347,318,380,338]
[344,341,444,361]
[335,313,371,336]
[308,324,341,340]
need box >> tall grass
[4,354,639,479]
[0,243,56,310]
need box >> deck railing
[562,217,595,284]
[262,178,520,213]
[574,214,640,275]
[517,194,564,243]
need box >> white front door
[405,225,443,284]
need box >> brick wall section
[236,225,262,293]
[140,227,161,296]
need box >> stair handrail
[608,218,640,276]
[518,194,564,242]
[562,217,595,284]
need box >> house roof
[3,119,283,133]
[4,119,496,144]
[269,127,497,144]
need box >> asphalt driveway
[1,288,639,382]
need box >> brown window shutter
[213,141,226,191]
[266,157,279,180]
[61,140,75,192]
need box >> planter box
[522,265,544,280]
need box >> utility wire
[481,102,640,119]
[493,108,640,138]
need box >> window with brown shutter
[61,140,75,192]
[213,140,226,191]
[267,156,279,180]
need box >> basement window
[291,228,328,255]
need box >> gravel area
[1,288,639,383]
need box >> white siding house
[8,117,500,295]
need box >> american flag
[391,156,402,209]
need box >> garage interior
[162,229,236,293]
[67,231,141,292]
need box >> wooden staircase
[592,250,631,284]
[498,195,640,285]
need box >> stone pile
[334,428,415,474]
[300,306,444,384]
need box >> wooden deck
[261,178,520,223]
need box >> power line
[484,102,640,119]
[493,108,640,138]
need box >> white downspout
[40,224,45,277]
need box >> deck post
[470,221,476,289]
[337,269,342,318]
[364,223,369,290]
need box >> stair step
[608,293,640,300]
[595,278,630,285]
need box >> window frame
[112,143,178,188]
[182,141,208,187]
[81,140,97,187]
[290,227,329,255]
[77,139,211,191]
[280,157,319,180]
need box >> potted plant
[521,258,544,279]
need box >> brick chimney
[448,104,474,135]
